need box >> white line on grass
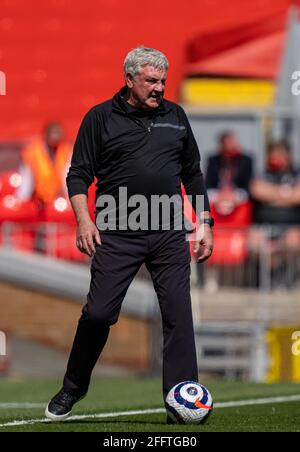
[0,394,300,428]
[215,394,300,408]
[0,403,44,409]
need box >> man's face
[221,134,240,153]
[268,147,291,172]
[45,124,64,148]
[126,65,167,110]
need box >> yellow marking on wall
[265,327,300,383]
[182,78,276,108]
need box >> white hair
[123,46,168,78]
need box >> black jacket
[206,153,253,193]
[254,169,300,225]
[67,86,210,232]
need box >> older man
[45,46,213,421]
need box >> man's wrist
[77,216,93,226]
[199,217,215,228]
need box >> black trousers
[63,229,198,399]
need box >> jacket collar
[112,86,170,116]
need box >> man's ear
[125,73,134,89]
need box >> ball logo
[187,386,198,396]
[194,398,213,410]
[0,71,6,96]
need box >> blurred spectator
[250,140,300,287]
[201,132,253,291]
[17,122,71,210]
[206,131,253,218]
[16,122,72,253]
[251,140,300,226]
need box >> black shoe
[45,388,85,422]
[166,415,176,424]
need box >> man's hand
[69,194,101,257]
[76,220,101,257]
[193,224,214,263]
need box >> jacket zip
[132,117,155,133]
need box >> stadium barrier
[191,225,300,291]
[0,219,299,290]
[1,222,299,381]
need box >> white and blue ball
[165,381,213,424]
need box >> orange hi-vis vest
[22,139,71,204]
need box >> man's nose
[154,81,164,92]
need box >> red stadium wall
[0,0,299,141]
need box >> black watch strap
[200,218,214,228]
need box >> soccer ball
[165,381,213,424]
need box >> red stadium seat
[211,201,253,227]
[0,171,22,198]
[0,196,38,252]
[0,196,38,222]
[185,194,252,265]
[43,197,75,223]
[42,183,96,261]
[207,227,248,265]
[45,224,88,262]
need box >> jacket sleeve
[66,108,100,198]
[179,107,211,213]
[206,156,219,189]
[244,155,254,193]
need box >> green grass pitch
[0,377,299,432]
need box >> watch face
[204,218,214,227]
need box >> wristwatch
[200,217,215,228]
